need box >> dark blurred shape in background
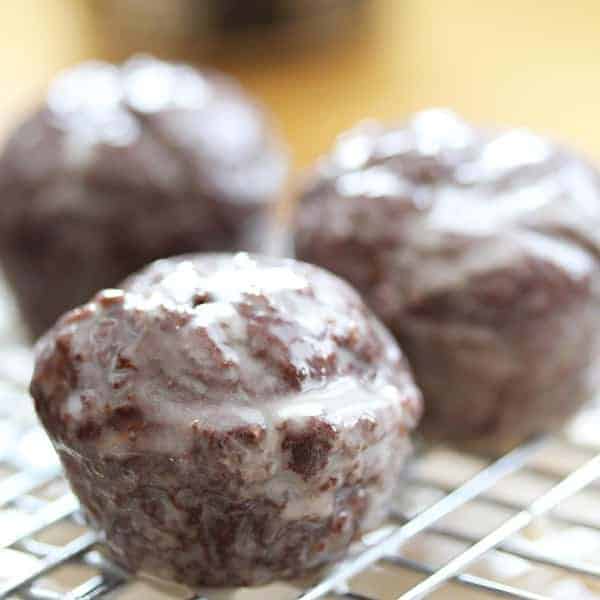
[93,0,367,57]
[4,1,600,172]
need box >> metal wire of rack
[1,343,600,600]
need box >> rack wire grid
[0,290,600,599]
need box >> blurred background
[3,0,600,170]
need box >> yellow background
[2,1,600,169]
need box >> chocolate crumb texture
[31,253,422,586]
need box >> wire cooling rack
[1,333,600,599]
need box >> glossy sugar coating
[31,253,421,586]
[295,109,600,447]
[0,56,288,338]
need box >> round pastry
[0,56,287,339]
[294,109,600,448]
[30,253,422,586]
